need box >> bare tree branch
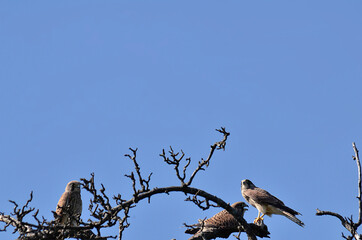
[125,148,152,193]
[316,142,362,240]
[0,127,267,240]
[186,127,230,186]
[353,142,362,228]
[110,185,262,240]
[160,147,189,185]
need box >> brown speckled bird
[55,180,82,226]
[241,179,304,227]
[185,202,248,240]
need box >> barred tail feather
[282,211,304,227]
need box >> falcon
[185,201,248,240]
[55,180,82,226]
[241,179,304,227]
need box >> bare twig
[183,216,207,236]
[353,142,362,227]
[186,127,230,186]
[0,127,267,240]
[118,207,130,240]
[233,227,242,240]
[125,148,152,193]
[185,190,218,210]
[161,127,230,187]
[160,147,190,185]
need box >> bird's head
[65,180,82,192]
[241,179,256,190]
[231,201,249,212]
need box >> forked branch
[161,127,230,186]
[0,127,266,240]
[316,142,362,240]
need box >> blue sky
[1,1,362,239]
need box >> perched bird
[185,202,248,240]
[241,179,304,227]
[55,180,82,226]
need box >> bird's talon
[253,217,264,224]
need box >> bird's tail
[282,211,304,227]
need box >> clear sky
[1,1,362,239]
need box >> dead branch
[185,190,218,210]
[160,147,189,185]
[316,142,362,240]
[110,185,263,240]
[160,127,230,187]
[353,142,362,228]
[186,127,230,186]
[125,148,152,193]
[0,127,266,240]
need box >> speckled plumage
[56,180,82,226]
[185,202,248,240]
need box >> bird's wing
[186,209,239,233]
[56,191,71,217]
[203,209,240,231]
[248,188,301,216]
[69,191,82,216]
[248,187,285,207]
[253,188,302,216]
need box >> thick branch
[316,209,348,227]
[0,127,249,240]
[316,209,360,240]
[110,186,260,240]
